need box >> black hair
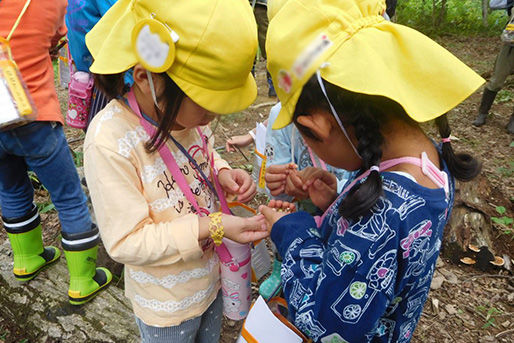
[94,72,185,153]
[294,75,481,220]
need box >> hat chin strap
[146,70,159,107]
[315,71,362,159]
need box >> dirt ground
[0,34,513,343]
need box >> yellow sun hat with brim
[266,0,485,129]
[267,0,289,21]
[86,0,258,115]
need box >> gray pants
[135,292,223,343]
[486,44,514,92]
[254,4,269,60]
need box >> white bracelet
[248,130,256,141]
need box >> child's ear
[296,112,334,141]
[132,64,151,93]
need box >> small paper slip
[237,296,303,343]
[0,79,19,125]
[255,122,267,155]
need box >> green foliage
[492,205,513,237]
[396,0,509,36]
[496,161,514,178]
[72,149,84,168]
[476,305,502,329]
[496,90,514,103]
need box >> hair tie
[370,165,380,173]
[442,137,451,143]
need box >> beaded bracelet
[208,212,224,246]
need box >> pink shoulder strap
[317,152,449,225]
[128,90,203,215]
[127,91,235,263]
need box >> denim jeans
[0,121,92,234]
[135,291,223,343]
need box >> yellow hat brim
[169,71,257,115]
[272,88,302,129]
[270,20,484,130]
[324,22,485,123]
[87,0,258,115]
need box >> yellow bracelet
[208,212,224,246]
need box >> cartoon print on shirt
[282,238,304,286]
[398,318,417,343]
[383,179,426,220]
[289,278,312,310]
[320,333,350,343]
[331,250,397,324]
[295,310,327,342]
[366,318,396,342]
[299,246,323,279]
[417,264,434,287]
[325,240,362,276]
[345,199,397,259]
[400,220,432,259]
[264,144,274,161]
[403,287,429,319]
[384,296,402,316]
[405,237,441,278]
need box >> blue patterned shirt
[271,165,454,343]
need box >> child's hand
[225,134,254,152]
[258,200,296,230]
[218,169,256,203]
[265,163,295,196]
[222,214,269,243]
[299,167,338,211]
[285,169,308,200]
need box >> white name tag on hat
[292,33,332,79]
[132,18,180,73]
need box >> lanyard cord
[2,0,31,61]
[139,112,218,197]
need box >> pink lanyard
[126,89,231,216]
[316,152,449,226]
[127,90,239,265]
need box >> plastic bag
[0,40,36,130]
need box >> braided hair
[293,75,481,220]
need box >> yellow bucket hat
[86,0,258,115]
[266,0,485,129]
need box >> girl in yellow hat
[259,0,484,342]
[82,0,269,341]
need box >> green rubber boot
[259,258,282,301]
[3,208,61,282]
[63,245,112,305]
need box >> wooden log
[442,175,513,265]
[0,241,139,343]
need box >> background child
[259,0,484,342]
[65,0,132,129]
[83,0,268,341]
[472,10,514,133]
[0,0,111,305]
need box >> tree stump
[443,175,513,266]
[0,241,139,343]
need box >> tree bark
[442,175,513,265]
[482,0,489,27]
[0,241,139,343]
